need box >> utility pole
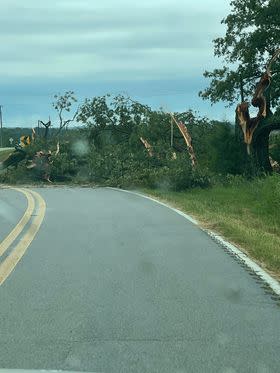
[170,117,174,148]
[0,105,3,148]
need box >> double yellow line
[0,187,46,286]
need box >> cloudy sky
[0,0,233,127]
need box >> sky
[0,0,233,128]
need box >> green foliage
[77,94,151,148]
[53,91,77,113]
[53,91,79,133]
[200,0,280,108]
[84,143,211,191]
[270,132,280,163]
[150,155,211,191]
[205,122,246,174]
[0,162,33,184]
[0,149,14,163]
[50,154,77,181]
[4,92,276,187]
[1,128,33,147]
[199,67,247,105]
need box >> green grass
[0,149,13,162]
[143,174,280,278]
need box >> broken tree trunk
[140,137,154,157]
[235,49,280,172]
[170,113,197,168]
[38,119,51,140]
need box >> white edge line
[107,187,280,297]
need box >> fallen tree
[26,142,60,182]
[0,132,60,182]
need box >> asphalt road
[0,188,27,239]
[0,187,280,373]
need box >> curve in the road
[0,187,280,373]
[0,188,46,285]
[110,187,280,297]
[0,188,35,257]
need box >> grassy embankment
[143,175,280,278]
[0,149,13,162]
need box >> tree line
[1,0,279,186]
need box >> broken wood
[1,127,60,182]
[236,48,280,155]
[170,113,197,167]
[140,137,153,157]
[26,141,60,182]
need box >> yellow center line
[0,188,35,257]
[0,188,46,286]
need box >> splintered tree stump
[235,49,280,172]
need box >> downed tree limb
[26,141,60,182]
[170,113,197,167]
[1,128,60,182]
[0,148,26,170]
[140,137,153,157]
[54,141,60,156]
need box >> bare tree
[53,91,79,135]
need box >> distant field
[143,174,280,279]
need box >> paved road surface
[0,188,27,239]
[0,187,280,373]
